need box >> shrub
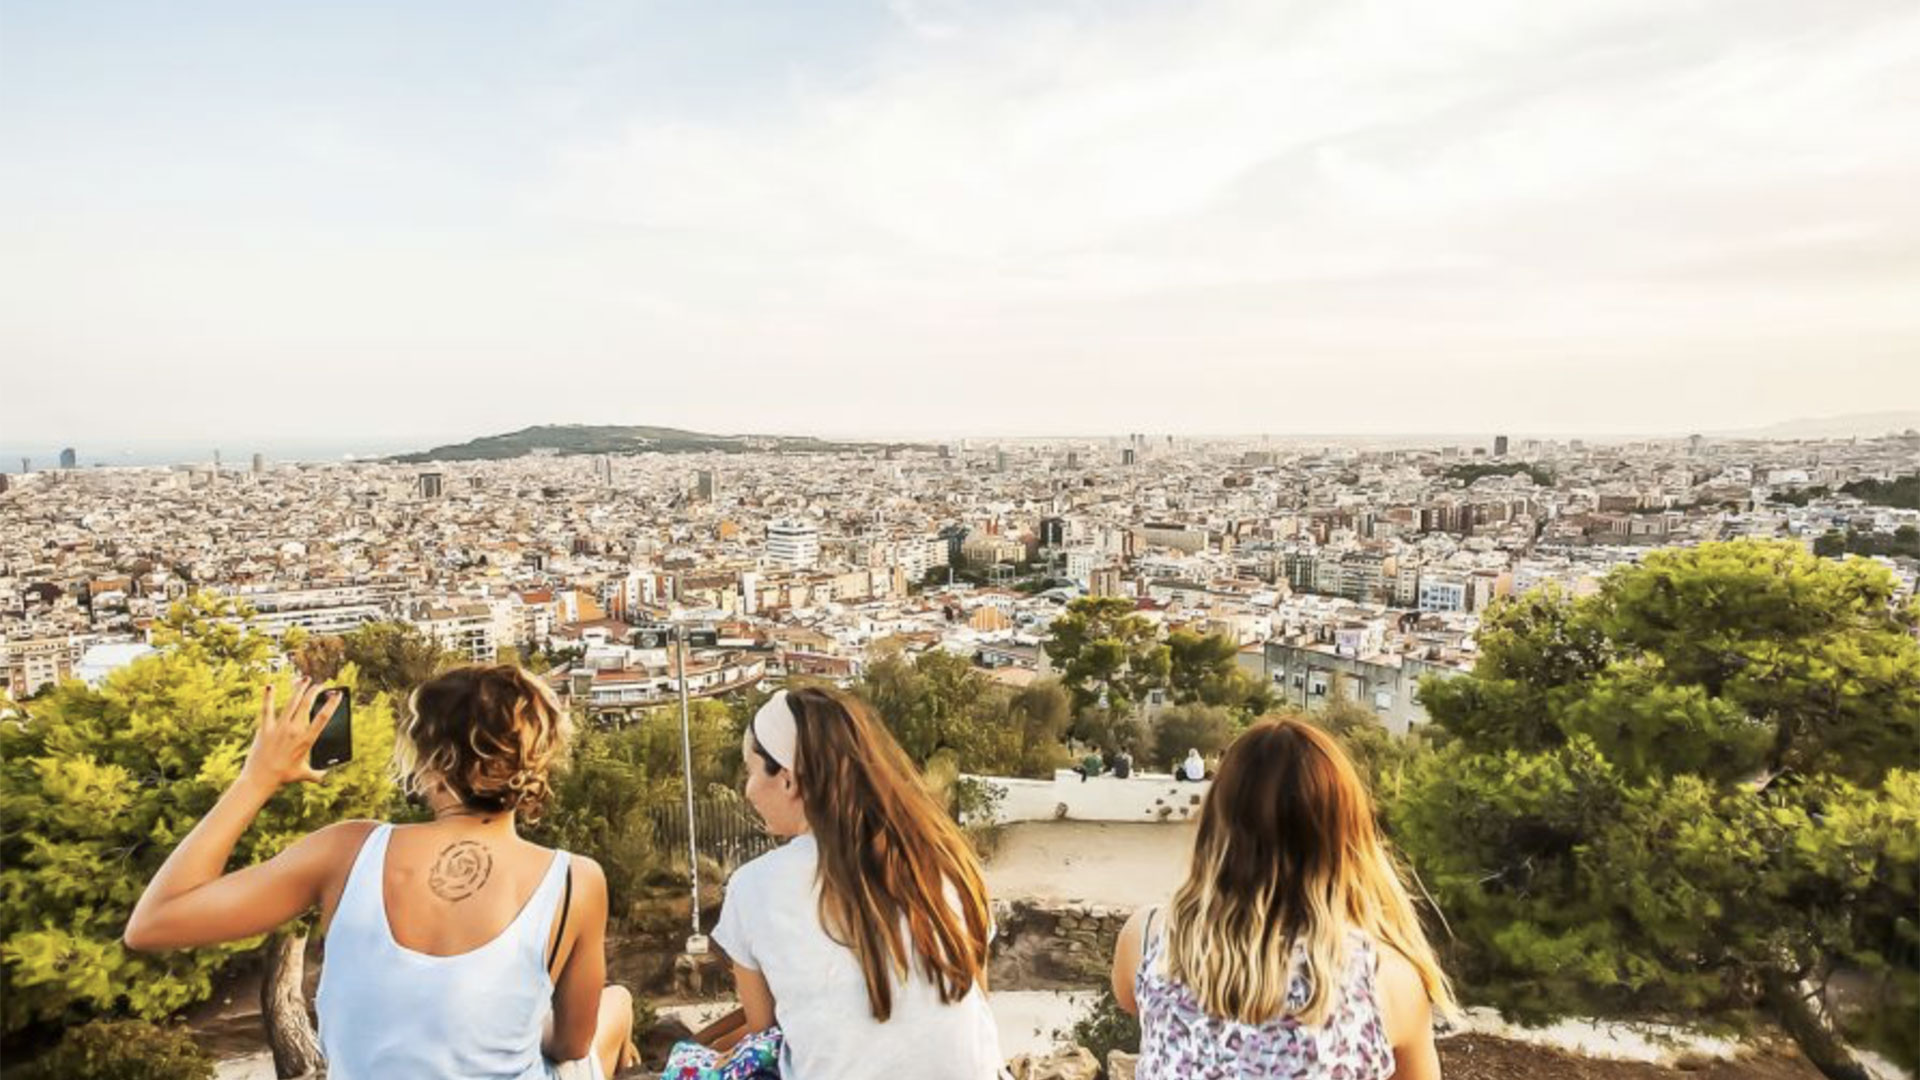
[1066,989,1140,1074]
[17,1019,214,1080]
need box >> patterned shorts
[662,1026,783,1080]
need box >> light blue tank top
[315,824,573,1080]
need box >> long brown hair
[1163,717,1454,1026]
[759,686,993,1021]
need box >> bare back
[382,823,565,958]
[316,820,571,967]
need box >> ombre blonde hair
[1162,717,1454,1026]
[396,665,571,823]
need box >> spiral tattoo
[428,841,493,902]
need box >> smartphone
[309,687,353,770]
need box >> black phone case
[309,689,353,770]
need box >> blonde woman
[1110,717,1454,1079]
[125,668,634,1080]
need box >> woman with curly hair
[125,667,635,1080]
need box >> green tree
[1043,597,1170,719]
[1149,703,1237,771]
[1813,530,1848,559]
[0,592,397,1076]
[533,725,672,916]
[858,647,992,766]
[338,621,462,702]
[1394,541,1920,1078]
[1165,630,1239,703]
[1002,680,1076,778]
[1840,473,1920,510]
[854,651,1074,778]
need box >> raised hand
[240,676,340,789]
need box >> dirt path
[1438,1033,1823,1080]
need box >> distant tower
[1122,448,1137,466]
[696,469,716,502]
[19,457,28,473]
[213,449,221,469]
[59,447,77,469]
[995,450,1009,472]
[418,472,444,499]
[1493,435,1509,458]
[594,455,612,486]
[1066,451,1079,469]
[252,452,265,475]
[1687,433,1704,456]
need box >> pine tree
[1397,542,1920,1078]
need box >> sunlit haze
[4,0,1918,455]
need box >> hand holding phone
[240,678,348,790]
[308,687,353,771]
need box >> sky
[3,0,1918,455]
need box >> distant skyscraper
[1122,448,1137,466]
[1040,517,1068,548]
[252,452,265,475]
[1066,451,1079,469]
[995,450,1009,472]
[696,469,716,502]
[59,448,76,469]
[419,472,444,499]
[1688,433,1704,456]
[213,449,221,469]
[19,457,29,473]
[1493,435,1509,457]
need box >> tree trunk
[262,930,324,1079]
[1763,969,1869,1080]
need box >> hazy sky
[4,0,1917,450]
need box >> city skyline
[5,0,1919,444]
[7,407,1920,471]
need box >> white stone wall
[965,770,1210,824]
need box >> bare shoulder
[565,852,607,895]
[307,819,381,859]
[1372,940,1433,1044]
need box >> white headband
[751,691,799,772]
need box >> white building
[767,519,820,570]
[1417,573,1470,613]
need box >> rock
[1006,1045,1100,1080]
[1108,1050,1139,1080]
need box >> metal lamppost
[673,620,719,956]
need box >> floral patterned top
[1134,910,1395,1080]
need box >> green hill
[388,424,922,463]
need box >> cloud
[6,0,1918,441]
[539,0,1920,294]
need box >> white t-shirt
[712,833,1004,1080]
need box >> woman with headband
[707,687,1003,1079]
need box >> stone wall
[990,898,1133,990]
[967,771,1210,824]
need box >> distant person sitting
[1179,748,1206,782]
[1112,751,1133,780]
[1080,751,1105,782]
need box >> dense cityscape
[6,427,1917,728]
